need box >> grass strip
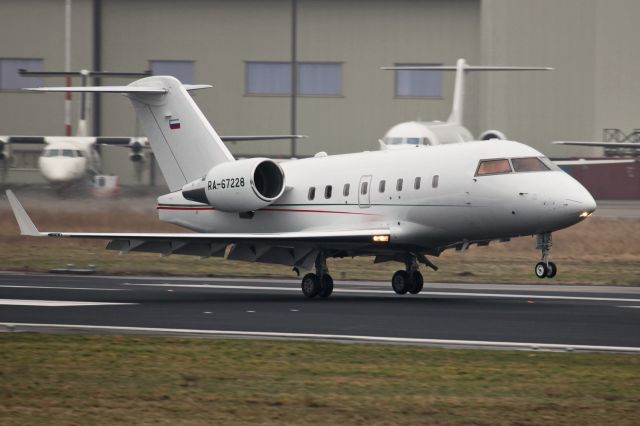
[1,334,639,425]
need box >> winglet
[5,190,41,236]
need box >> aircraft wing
[553,141,640,149]
[6,190,390,268]
[553,159,636,166]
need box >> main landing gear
[534,232,557,279]
[391,254,424,295]
[301,253,334,298]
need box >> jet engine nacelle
[129,141,144,162]
[479,130,506,141]
[181,158,285,212]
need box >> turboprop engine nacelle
[479,130,506,141]
[181,158,286,212]
[0,139,8,160]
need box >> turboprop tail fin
[382,59,553,126]
[26,76,234,191]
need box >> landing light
[579,211,593,220]
[373,235,390,243]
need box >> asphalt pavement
[1,272,639,352]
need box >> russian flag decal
[169,118,181,130]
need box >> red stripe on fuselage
[156,206,377,215]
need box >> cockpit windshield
[476,157,560,176]
[511,157,549,172]
[42,149,80,158]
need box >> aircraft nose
[563,176,597,221]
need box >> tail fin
[382,59,553,127]
[26,76,234,191]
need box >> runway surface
[1,272,639,352]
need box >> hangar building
[0,0,638,186]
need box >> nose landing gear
[535,233,557,279]
[391,254,425,295]
[301,252,334,298]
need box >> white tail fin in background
[26,76,234,191]
[382,59,553,127]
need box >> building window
[432,175,439,188]
[343,183,350,197]
[298,63,342,96]
[246,62,343,96]
[324,185,332,199]
[378,180,386,193]
[246,62,292,95]
[395,63,442,98]
[0,58,43,90]
[308,186,316,200]
[396,178,403,191]
[150,60,194,84]
[414,177,421,190]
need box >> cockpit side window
[539,156,562,171]
[475,159,512,176]
[511,157,549,172]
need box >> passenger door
[358,175,372,208]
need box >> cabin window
[432,175,439,188]
[414,177,421,190]
[379,180,386,193]
[511,157,550,173]
[475,159,512,176]
[324,185,332,199]
[396,178,403,191]
[360,181,368,195]
[343,183,350,197]
[308,187,316,200]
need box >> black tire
[546,262,557,278]
[409,271,424,294]
[301,273,320,298]
[535,262,548,279]
[319,274,334,298]
[392,270,409,295]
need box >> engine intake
[479,130,506,141]
[182,158,285,212]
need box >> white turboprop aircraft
[379,58,552,149]
[7,76,597,298]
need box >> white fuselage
[158,140,595,253]
[38,138,99,184]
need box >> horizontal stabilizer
[381,66,553,71]
[25,86,167,93]
[24,84,212,93]
[553,141,640,149]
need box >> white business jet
[379,58,552,149]
[7,76,597,298]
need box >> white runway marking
[0,285,129,291]
[122,283,640,303]
[618,306,640,309]
[0,299,136,307]
[1,322,639,354]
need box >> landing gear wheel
[301,273,320,298]
[535,262,548,279]
[392,270,409,295]
[408,271,424,294]
[318,274,334,298]
[546,262,557,278]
